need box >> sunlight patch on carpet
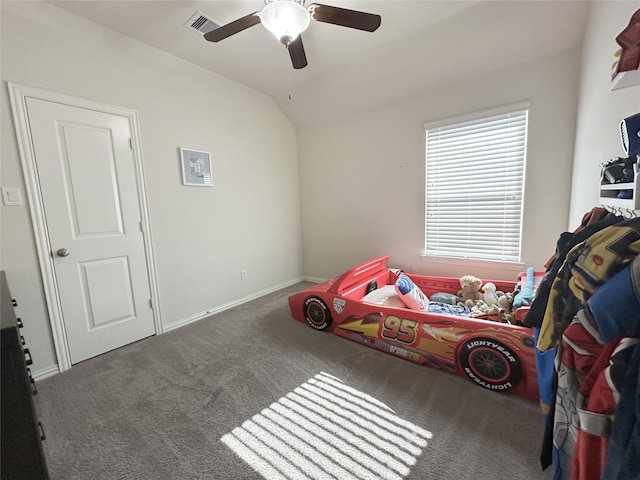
[221,372,433,479]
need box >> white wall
[297,47,582,281]
[0,1,303,375]
[570,2,640,226]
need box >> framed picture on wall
[180,148,212,186]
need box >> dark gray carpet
[35,282,550,479]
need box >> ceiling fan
[204,0,382,70]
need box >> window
[424,105,528,263]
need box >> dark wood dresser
[1,271,49,479]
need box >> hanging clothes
[552,311,616,480]
[601,343,640,480]
[525,211,623,331]
[537,218,640,353]
[571,338,639,480]
[552,256,640,480]
[526,212,625,470]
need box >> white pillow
[361,285,406,308]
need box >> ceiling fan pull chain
[287,54,293,100]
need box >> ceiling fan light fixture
[260,0,310,45]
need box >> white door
[25,98,156,364]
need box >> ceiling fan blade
[203,12,261,42]
[309,3,381,32]
[287,36,308,69]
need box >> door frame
[8,82,163,372]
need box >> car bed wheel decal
[303,297,332,330]
[469,348,510,383]
[459,338,523,391]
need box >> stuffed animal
[458,275,483,306]
[470,299,500,319]
[513,267,535,308]
[498,292,515,323]
[482,282,500,306]
[470,300,488,317]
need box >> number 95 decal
[382,316,418,344]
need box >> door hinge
[129,138,133,150]
[139,221,143,232]
[148,298,153,309]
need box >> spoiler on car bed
[327,255,391,296]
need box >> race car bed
[288,256,539,401]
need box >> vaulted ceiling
[47,0,592,126]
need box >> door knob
[56,248,70,257]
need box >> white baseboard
[32,364,60,381]
[303,276,326,283]
[31,277,312,379]
[163,277,305,333]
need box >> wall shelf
[599,164,640,210]
[610,68,640,91]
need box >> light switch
[2,187,23,206]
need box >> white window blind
[424,108,528,262]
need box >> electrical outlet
[241,269,248,281]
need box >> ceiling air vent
[184,11,222,36]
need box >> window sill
[420,255,525,273]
